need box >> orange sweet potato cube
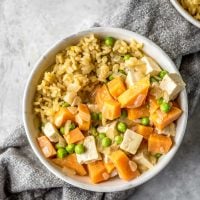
[127,104,149,120]
[64,127,84,144]
[107,77,126,98]
[102,100,121,120]
[136,124,153,140]
[37,136,56,158]
[148,134,173,154]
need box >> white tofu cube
[141,56,161,75]
[106,121,118,140]
[156,123,176,136]
[125,69,144,88]
[42,122,60,143]
[159,73,185,100]
[87,104,100,113]
[133,152,154,169]
[97,126,109,134]
[76,136,99,164]
[120,129,143,154]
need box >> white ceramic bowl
[170,0,200,28]
[23,27,188,192]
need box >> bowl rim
[170,0,200,28]
[23,27,188,192]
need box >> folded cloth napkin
[1,0,200,199]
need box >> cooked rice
[33,34,144,123]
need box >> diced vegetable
[52,154,87,176]
[69,123,76,131]
[148,95,160,114]
[133,152,154,169]
[90,127,98,137]
[102,99,121,120]
[127,104,149,120]
[75,104,91,131]
[87,161,110,183]
[107,77,126,98]
[54,107,75,127]
[136,124,153,140]
[95,84,114,110]
[159,70,168,79]
[151,106,182,130]
[104,162,115,173]
[148,134,173,154]
[37,136,56,158]
[64,127,84,144]
[110,150,140,181]
[98,133,106,140]
[118,75,150,108]
[116,122,127,133]
[60,126,65,135]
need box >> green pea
[55,143,64,149]
[114,135,123,145]
[91,112,99,121]
[118,69,127,75]
[66,144,75,154]
[157,97,164,105]
[150,77,158,83]
[98,133,106,140]
[160,102,171,113]
[117,122,127,133]
[69,123,76,131]
[155,153,162,159]
[75,144,85,154]
[62,102,70,107]
[121,109,128,118]
[124,54,131,61]
[105,36,115,46]
[60,126,65,135]
[102,137,112,147]
[98,113,102,120]
[141,117,150,126]
[108,74,114,81]
[57,148,68,158]
[91,127,98,137]
[159,70,168,79]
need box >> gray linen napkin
[1,0,200,199]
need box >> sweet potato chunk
[52,154,87,176]
[87,161,110,184]
[118,75,150,108]
[75,104,91,131]
[136,124,153,140]
[110,150,140,181]
[102,100,121,120]
[148,134,172,154]
[37,136,56,158]
[54,107,75,127]
[127,104,149,120]
[151,106,182,130]
[64,127,84,144]
[148,95,160,114]
[107,77,126,98]
[95,84,114,110]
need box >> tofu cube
[76,136,99,164]
[125,69,144,88]
[120,129,143,154]
[42,122,60,143]
[133,152,153,169]
[141,56,161,75]
[159,73,185,100]
[63,91,77,105]
[106,121,118,140]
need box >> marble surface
[0,0,199,199]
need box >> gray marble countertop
[0,0,199,199]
